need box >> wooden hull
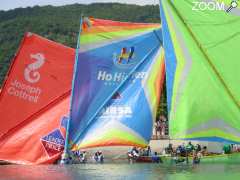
[136,156,153,163]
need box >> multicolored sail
[160,0,240,143]
[69,18,164,149]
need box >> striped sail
[69,18,165,149]
[160,0,240,143]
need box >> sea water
[0,163,240,180]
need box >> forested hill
[0,3,160,85]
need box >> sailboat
[64,17,165,157]
[158,0,240,163]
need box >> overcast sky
[0,0,157,11]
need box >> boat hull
[135,152,240,164]
[162,152,240,164]
[136,156,154,163]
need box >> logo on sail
[41,129,65,157]
[113,47,136,69]
[41,119,67,157]
[24,53,45,84]
[100,105,133,118]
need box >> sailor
[165,143,174,154]
[142,146,151,156]
[127,147,139,162]
[79,151,87,163]
[195,144,201,152]
[94,151,99,162]
[132,147,140,159]
[155,119,161,139]
[98,151,104,163]
[176,145,185,156]
[223,144,231,154]
[146,146,152,156]
[159,115,167,136]
[71,150,81,164]
[186,141,194,153]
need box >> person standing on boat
[186,141,194,153]
[165,143,174,154]
[94,151,99,162]
[132,147,140,159]
[79,151,87,163]
[159,115,167,136]
[223,144,231,154]
[180,143,186,156]
[154,119,161,139]
[127,147,140,162]
[195,144,201,152]
[146,146,152,156]
[185,142,194,164]
[98,151,104,163]
[127,149,134,163]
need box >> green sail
[160,0,240,143]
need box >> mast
[61,15,83,164]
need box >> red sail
[0,33,74,164]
